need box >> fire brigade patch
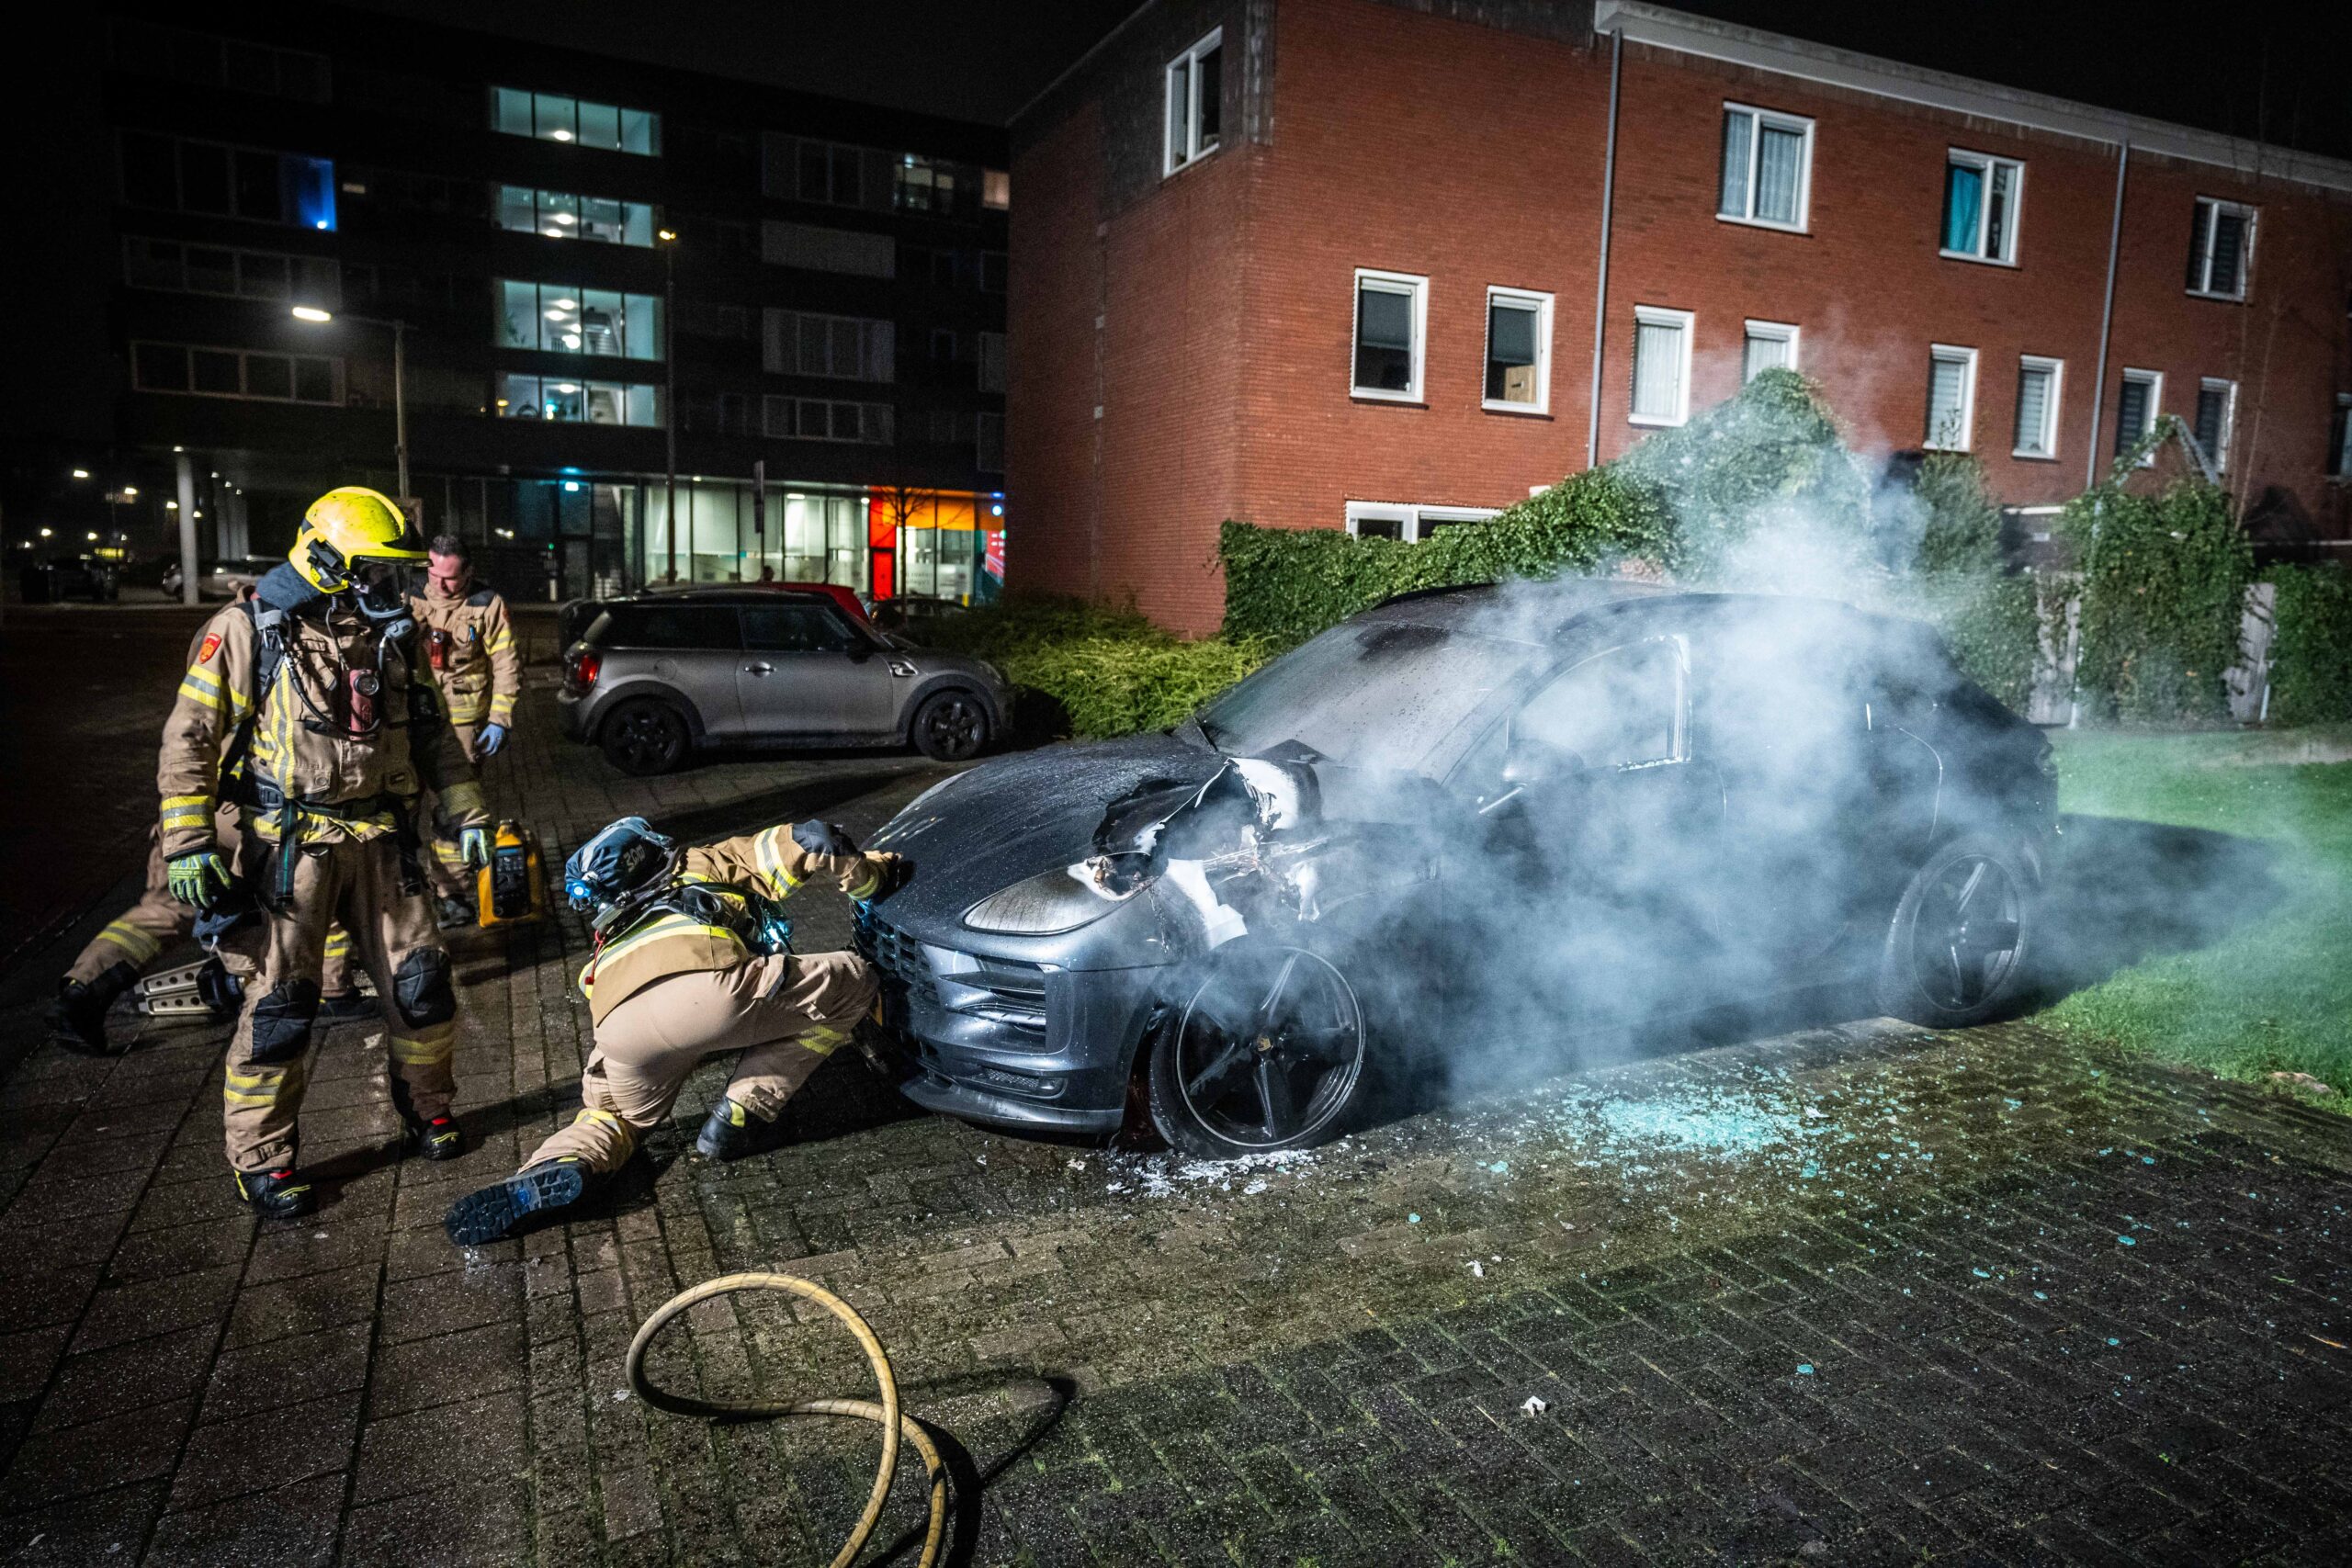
[196,632,222,664]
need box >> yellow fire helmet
[292,486,428,619]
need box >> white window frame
[1629,305,1695,427]
[1163,28,1222,176]
[2194,377,2237,471]
[2188,197,2256,301]
[1343,501,1499,542]
[1940,149,2024,266]
[2116,367,2163,464]
[1925,344,1979,452]
[1351,268,1428,403]
[2012,355,2063,460]
[1717,103,1815,233]
[1481,286,1553,415]
[1741,319,1799,383]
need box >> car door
[1487,633,1728,1015]
[616,604,747,739]
[738,602,899,738]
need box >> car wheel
[600,698,689,776]
[1873,832,2035,1028]
[1146,942,1369,1159]
[910,690,989,761]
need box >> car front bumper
[854,907,1163,1136]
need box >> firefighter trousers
[67,820,354,996]
[215,832,458,1173]
[522,951,877,1175]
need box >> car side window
[608,605,742,651]
[742,604,861,654]
[1512,637,1687,770]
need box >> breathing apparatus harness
[568,818,795,997]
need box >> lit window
[1942,150,2022,265]
[983,169,1010,209]
[1743,320,1799,382]
[498,373,662,426]
[1344,502,1498,542]
[1351,270,1426,401]
[2194,378,2236,470]
[498,280,664,360]
[2013,356,2063,459]
[2115,368,2162,460]
[1717,104,1813,231]
[1630,306,1693,427]
[495,186,655,245]
[1484,288,1552,414]
[2187,197,2255,300]
[492,88,659,155]
[895,153,981,218]
[1926,345,1978,451]
[1165,29,1223,175]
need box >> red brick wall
[1008,0,2352,633]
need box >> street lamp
[292,306,412,500]
[657,227,679,581]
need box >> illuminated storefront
[635,479,1004,601]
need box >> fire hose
[624,1272,947,1568]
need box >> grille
[857,910,1048,1039]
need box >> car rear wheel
[910,690,989,761]
[600,698,689,776]
[1146,942,1369,1159]
[1873,832,2035,1028]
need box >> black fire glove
[792,819,860,857]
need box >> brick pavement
[3,672,2351,1564]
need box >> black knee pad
[249,977,321,1064]
[393,948,457,1028]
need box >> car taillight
[564,650,602,694]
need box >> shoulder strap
[466,587,496,608]
[216,601,284,790]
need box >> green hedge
[915,595,1266,739]
[2267,563,2352,724]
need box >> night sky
[338,0,2352,158]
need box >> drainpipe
[2085,138,2130,490]
[1585,24,1623,472]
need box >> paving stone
[200,1321,373,1424]
[367,1318,526,1417]
[67,1263,238,1354]
[0,1397,195,1508]
[31,1322,215,1433]
[145,1471,345,1568]
[170,1390,359,1509]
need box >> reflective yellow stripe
[488,694,516,720]
[162,793,210,810]
[388,1033,453,1066]
[486,630,514,653]
[574,1105,636,1158]
[843,865,882,901]
[440,780,485,820]
[223,1064,300,1107]
[753,826,801,898]
[798,1024,846,1058]
[322,931,354,957]
[182,665,223,695]
[160,809,211,831]
[175,678,226,710]
[594,915,745,968]
[97,920,162,963]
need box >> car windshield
[1193,617,1546,773]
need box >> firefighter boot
[390,1078,465,1162]
[234,1167,316,1220]
[695,1097,786,1162]
[50,963,137,1055]
[442,1158,591,1247]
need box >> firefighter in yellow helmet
[160,486,492,1218]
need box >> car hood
[867,733,1223,925]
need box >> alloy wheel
[1906,853,2023,1010]
[1172,946,1366,1150]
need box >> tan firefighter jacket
[578,824,890,1025]
[410,580,520,729]
[158,592,487,862]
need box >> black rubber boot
[233,1168,316,1220]
[443,1160,590,1247]
[390,1080,466,1161]
[694,1098,783,1161]
[49,963,137,1055]
[317,990,376,1024]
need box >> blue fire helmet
[563,816,677,914]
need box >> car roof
[1360,579,1928,649]
[607,586,844,607]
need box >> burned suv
[864,581,2057,1159]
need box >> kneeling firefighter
[162,487,492,1219]
[442,816,903,1246]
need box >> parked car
[557,580,869,651]
[859,581,2059,1159]
[558,587,1009,774]
[161,555,277,600]
[20,554,120,603]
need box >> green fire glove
[459,827,492,869]
[166,850,232,910]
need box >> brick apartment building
[1008,0,2352,634]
